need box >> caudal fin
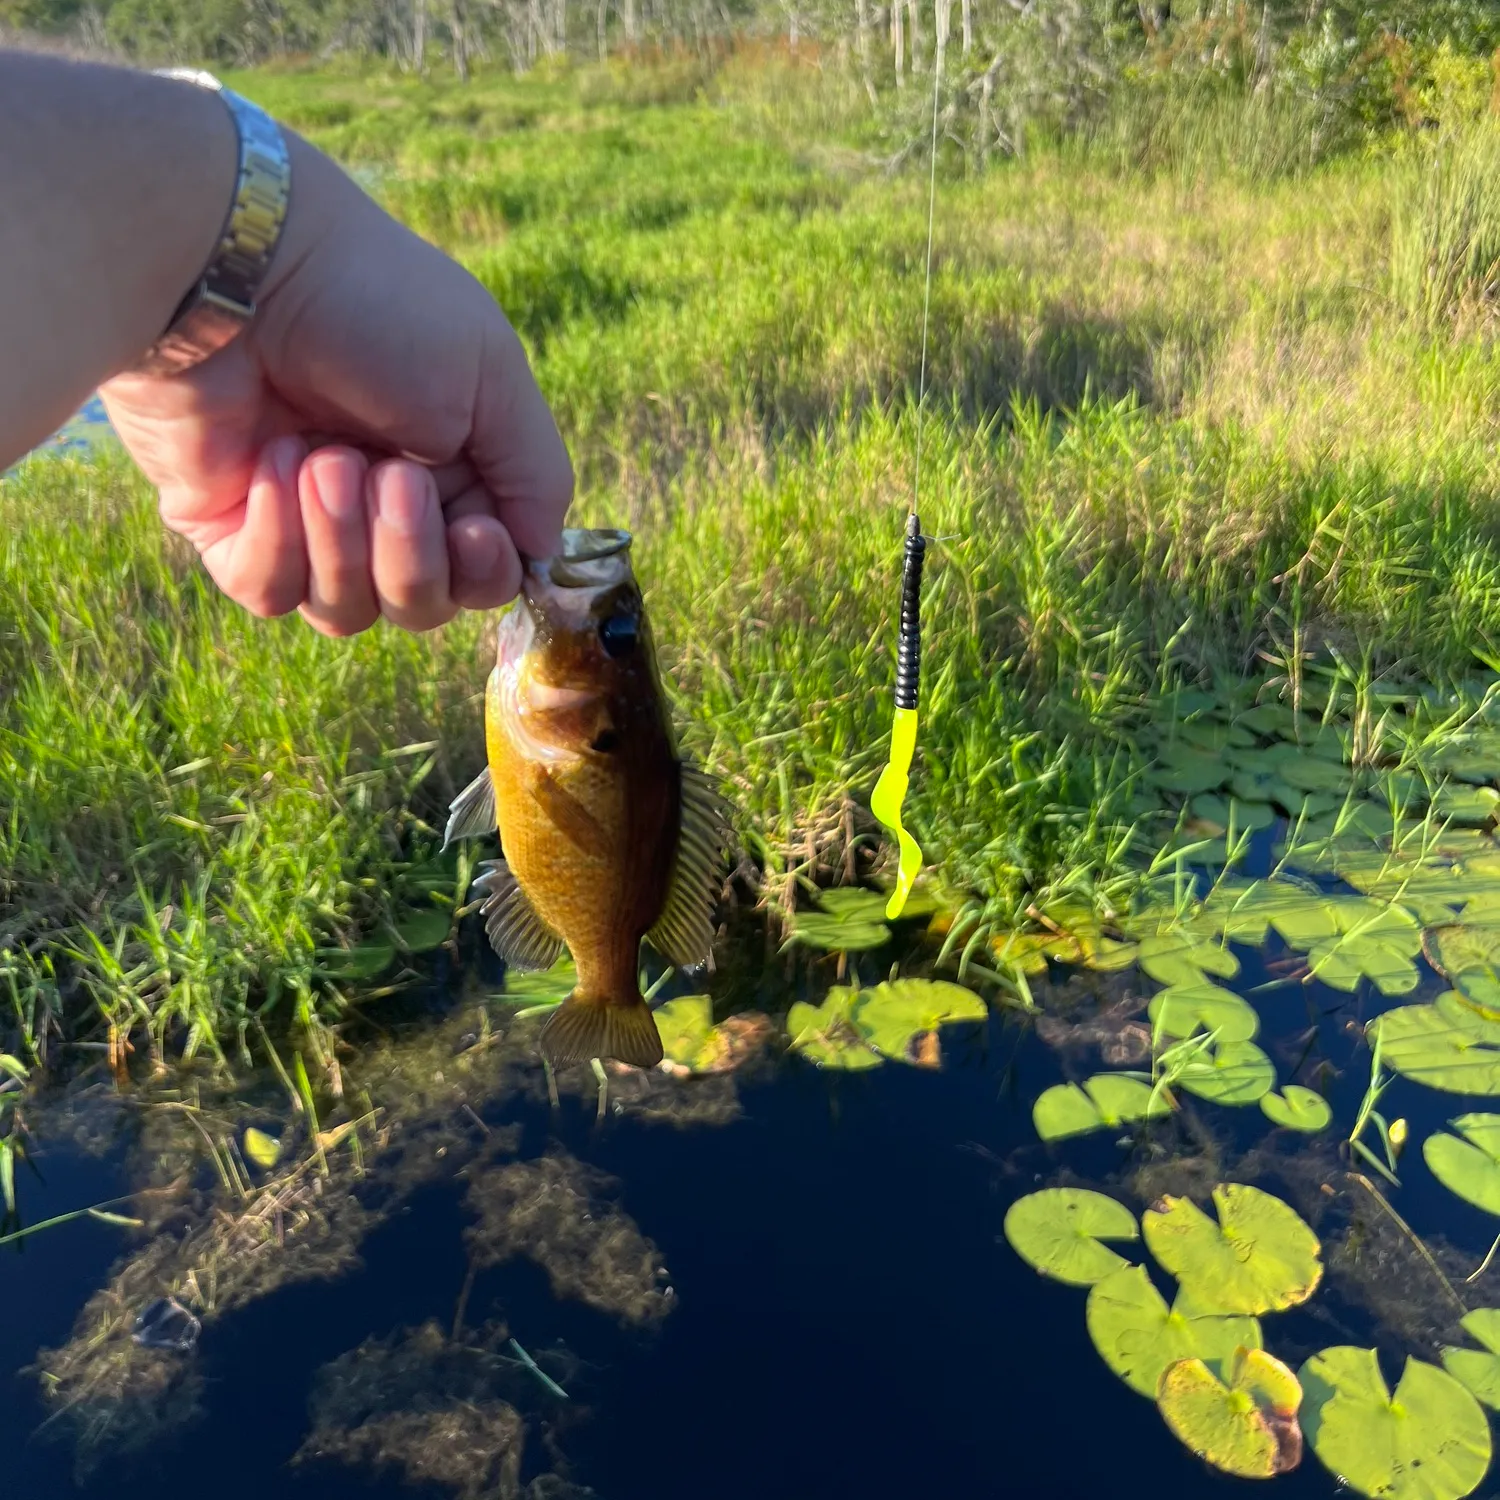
[539,995,664,1070]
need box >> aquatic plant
[1425,1114,1500,1216]
[1002,1188,1140,1286]
[1032,1075,1171,1141]
[1443,1308,1500,1411]
[1300,1346,1492,1500]
[1141,1185,1322,1316]
[785,977,985,1069]
[1156,1347,1303,1479]
[1260,1087,1332,1134]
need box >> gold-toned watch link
[132,70,291,378]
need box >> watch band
[132,69,292,378]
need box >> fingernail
[313,451,364,521]
[373,466,432,537]
[459,522,503,582]
[272,435,305,489]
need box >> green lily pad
[1135,928,1240,987]
[1371,996,1500,1094]
[785,889,892,953]
[852,978,986,1061]
[1425,1113,1500,1216]
[243,1127,283,1170]
[1086,1263,1262,1398]
[1143,1183,1322,1314]
[1175,1038,1276,1105]
[1334,852,1466,925]
[1428,732,1500,785]
[1260,1086,1332,1132]
[1003,1188,1139,1286]
[1279,757,1352,795]
[394,906,450,953]
[1426,922,1500,994]
[991,930,1073,975]
[316,941,396,981]
[1300,1346,1491,1500]
[1433,784,1500,825]
[1201,879,1329,946]
[1157,1347,1304,1478]
[787,989,882,1069]
[1236,703,1300,736]
[1190,795,1277,833]
[1176,720,1256,752]
[1443,1308,1500,1410]
[1304,905,1423,996]
[1148,981,1260,1045]
[503,957,577,1008]
[1033,1074,1173,1141]
[1147,748,1229,796]
[652,995,716,1068]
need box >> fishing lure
[870,512,926,920]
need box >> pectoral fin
[473,859,565,971]
[443,766,497,849]
[646,761,733,968]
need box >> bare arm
[0,50,572,634]
[0,54,235,463]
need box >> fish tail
[539,993,664,1070]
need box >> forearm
[0,51,236,466]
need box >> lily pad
[1033,1074,1173,1141]
[1157,1347,1304,1479]
[1147,748,1229,796]
[1371,996,1500,1094]
[1428,732,1500,785]
[1087,1263,1262,1398]
[1433,783,1500,825]
[1300,1346,1491,1500]
[1135,928,1241,987]
[1442,1308,1500,1410]
[1148,981,1260,1045]
[1279,757,1352,795]
[393,906,450,953]
[1303,905,1423,996]
[853,978,986,1062]
[1260,1086,1333,1132]
[1425,1113,1500,1216]
[502,957,577,1008]
[1143,1183,1322,1315]
[1174,1038,1276,1105]
[652,994,719,1070]
[1190,795,1277,833]
[991,930,1072,976]
[786,989,881,1070]
[785,889,891,953]
[1426,923,1500,1013]
[1003,1188,1139,1286]
[316,941,396,981]
[243,1127,282,1170]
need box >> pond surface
[2,878,1495,1500]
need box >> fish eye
[598,613,638,658]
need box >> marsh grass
[9,57,1500,1072]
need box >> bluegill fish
[444,528,730,1069]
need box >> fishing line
[870,39,944,922]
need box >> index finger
[468,311,573,561]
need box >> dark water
[1,915,1491,1500]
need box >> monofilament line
[911,31,943,519]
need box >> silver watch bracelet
[132,69,292,378]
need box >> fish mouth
[528,528,633,591]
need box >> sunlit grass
[7,56,1500,1072]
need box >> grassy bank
[8,53,1500,1072]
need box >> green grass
[9,53,1500,1072]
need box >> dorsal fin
[443,766,496,850]
[646,762,732,968]
[472,859,566,971]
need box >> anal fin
[539,996,664,1069]
[443,766,497,849]
[646,761,733,968]
[472,859,565,971]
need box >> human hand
[99,131,572,636]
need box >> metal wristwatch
[132,69,292,377]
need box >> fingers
[469,315,573,561]
[442,482,524,612]
[298,446,379,637]
[367,459,457,632]
[197,434,307,618]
